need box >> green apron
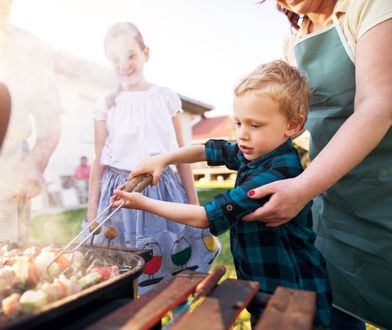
[294,23,392,328]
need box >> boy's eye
[234,122,241,127]
[251,124,261,128]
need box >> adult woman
[245,0,392,328]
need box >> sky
[9,0,290,116]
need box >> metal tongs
[46,174,153,277]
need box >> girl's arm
[86,120,107,221]
[111,189,209,228]
[244,19,392,226]
[172,113,199,205]
[130,143,206,185]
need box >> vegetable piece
[35,250,56,278]
[89,223,102,235]
[55,254,71,272]
[57,274,82,296]
[27,262,39,285]
[0,266,17,292]
[19,290,48,313]
[78,272,102,289]
[2,293,21,316]
[41,282,65,302]
[11,257,29,283]
[90,265,120,281]
[103,227,118,240]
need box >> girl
[82,22,220,295]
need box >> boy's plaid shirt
[204,139,332,326]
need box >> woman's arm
[86,120,107,221]
[15,113,61,205]
[0,83,11,150]
[244,19,392,226]
[172,113,199,205]
[111,189,209,228]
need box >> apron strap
[331,14,355,64]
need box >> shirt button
[226,204,234,212]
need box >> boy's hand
[129,154,166,185]
[111,184,145,209]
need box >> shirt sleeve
[162,87,182,117]
[348,0,392,41]
[282,34,297,66]
[93,94,111,121]
[204,169,284,236]
[205,139,241,170]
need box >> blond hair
[104,22,146,54]
[234,60,311,124]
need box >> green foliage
[31,208,85,244]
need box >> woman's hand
[129,154,167,185]
[111,184,146,209]
[243,177,309,227]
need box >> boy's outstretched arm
[130,144,206,185]
[111,187,209,229]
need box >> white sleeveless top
[94,84,182,171]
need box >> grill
[0,243,151,330]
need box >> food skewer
[89,223,102,246]
[45,174,153,277]
[104,227,118,249]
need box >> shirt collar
[238,139,293,169]
[300,0,350,35]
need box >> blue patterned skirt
[81,166,221,295]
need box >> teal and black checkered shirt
[204,139,332,327]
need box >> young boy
[111,60,332,327]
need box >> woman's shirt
[94,85,182,171]
[283,0,392,65]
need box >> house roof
[192,115,233,141]
[179,94,213,114]
[51,48,213,115]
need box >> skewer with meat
[0,246,83,295]
[1,265,119,316]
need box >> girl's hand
[129,154,166,185]
[242,177,309,227]
[111,184,145,209]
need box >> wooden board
[172,278,260,330]
[254,286,316,330]
[86,270,207,330]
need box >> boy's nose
[238,127,249,140]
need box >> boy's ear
[285,115,305,138]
